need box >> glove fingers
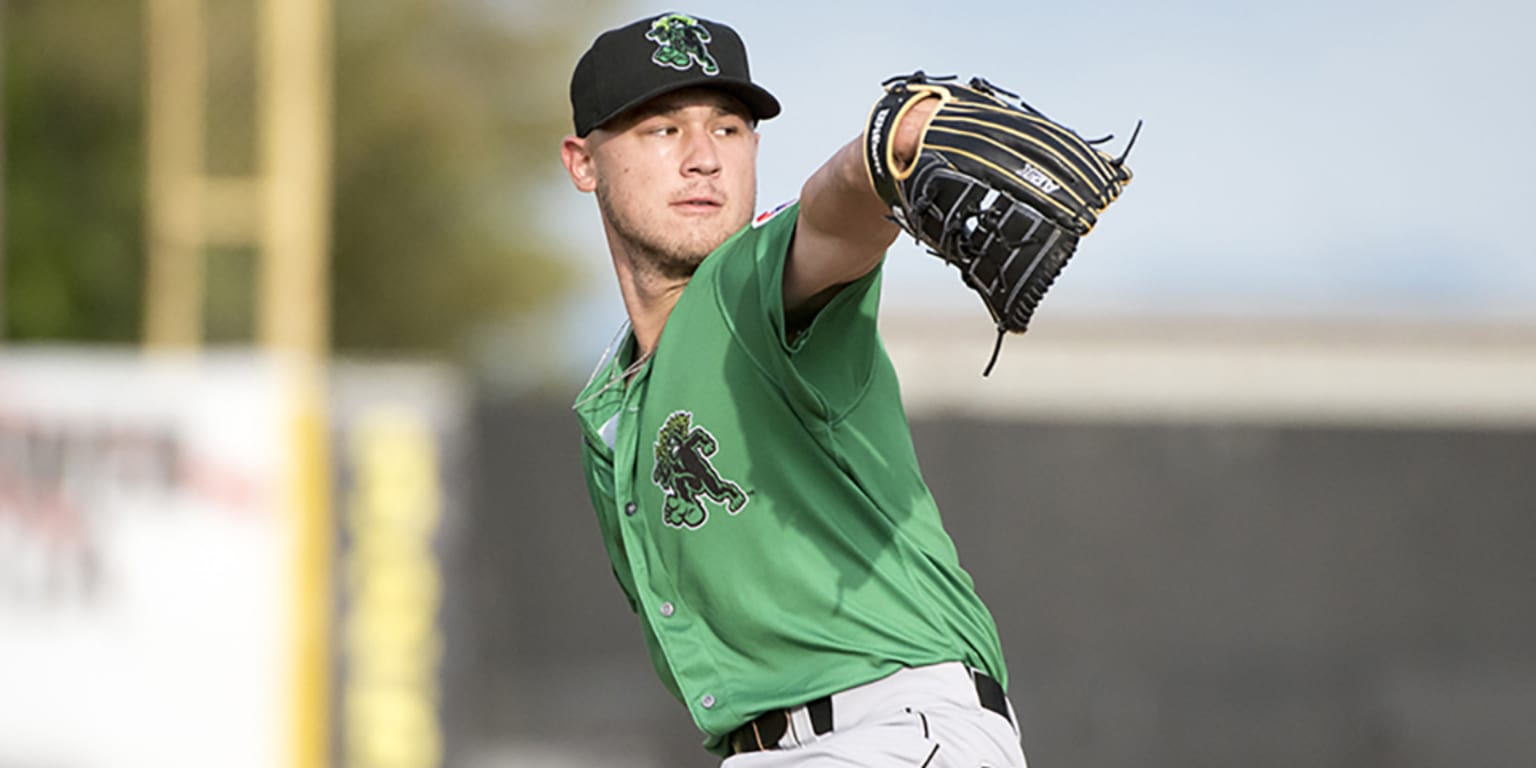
[938,99,1123,190]
[923,120,1104,233]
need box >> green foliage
[2,0,145,342]
[2,0,604,354]
[330,0,592,355]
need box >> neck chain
[573,321,652,410]
[616,348,654,382]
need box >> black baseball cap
[570,12,781,137]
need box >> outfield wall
[5,317,1532,768]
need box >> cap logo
[645,13,720,76]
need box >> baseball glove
[864,72,1138,375]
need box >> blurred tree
[329,0,605,355]
[2,1,145,342]
[2,0,608,355]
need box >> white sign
[0,350,303,768]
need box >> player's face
[576,89,759,279]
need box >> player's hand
[891,96,940,172]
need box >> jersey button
[700,694,716,709]
[624,501,637,516]
[660,602,675,617]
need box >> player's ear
[561,135,598,193]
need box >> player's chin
[685,231,733,261]
[677,212,748,245]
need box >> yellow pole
[260,0,332,355]
[143,0,334,762]
[143,0,207,348]
[259,1,334,767]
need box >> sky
[535,0,1536,376]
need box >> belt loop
[787,704,814,747]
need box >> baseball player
[561,11,1132,766]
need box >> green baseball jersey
[573,201,1006,754]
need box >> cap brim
[586,78,781,135]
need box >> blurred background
[2,1,1534,767]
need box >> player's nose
[680,128,722,177]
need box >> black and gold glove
[865,72,1138,375]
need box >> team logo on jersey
[652,411,748,529]
[645,14,720,76]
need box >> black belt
[727,670,1010,755]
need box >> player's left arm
[781,97,938,326]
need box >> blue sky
[540,0,1535,366]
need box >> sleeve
[706,201,885,422]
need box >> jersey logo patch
[652,411,748,529]
[752,200,794,229]
[645,14,719,76]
